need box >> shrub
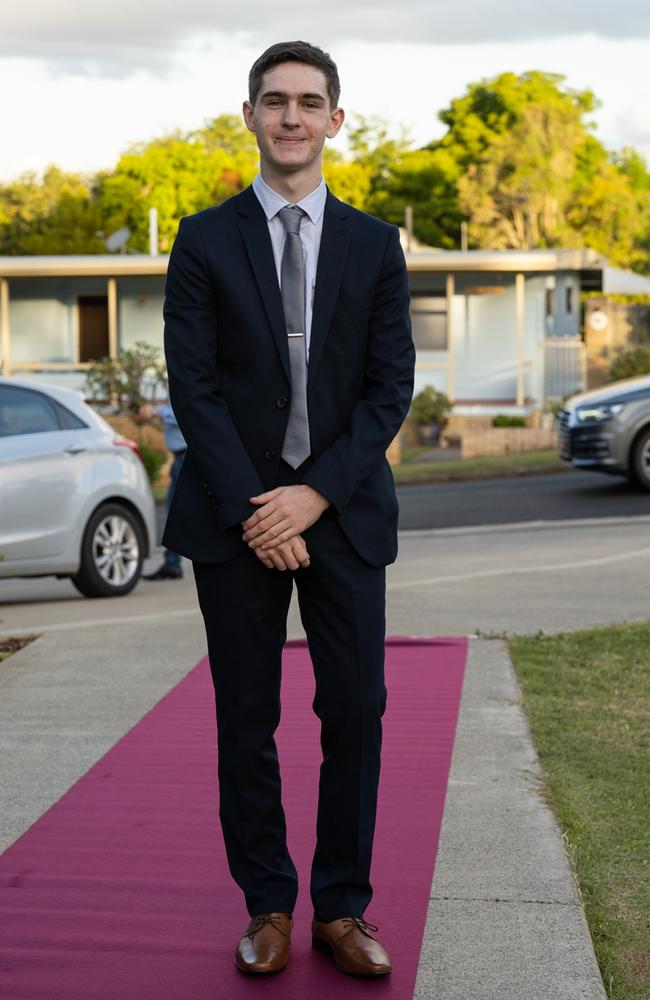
[83,341,167,413]
[139,443,167,484]
[609,344,650,382]
[492,414,527,427]
[410,386,452,426]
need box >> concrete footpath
[1,520,630,998]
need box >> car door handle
[64,444,87,455]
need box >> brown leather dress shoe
[311,916,392,976]
[235,912,293,974]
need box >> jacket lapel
[308,192,351,386]
[235,187,290,380]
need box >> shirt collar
[252,172,327,225]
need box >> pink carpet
[0,637,467,1000]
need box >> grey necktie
[278,205,311,469]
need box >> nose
[282,100,301,127]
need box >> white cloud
[1,28,649,181]
[1,0,649,77]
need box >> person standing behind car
[139,399,186,580]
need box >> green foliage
[492,414,527,427]
[2,75,650,273]
[0,166,104,254]
[95,118,259,253]
[83,341,167,413]
[410,385,453,425]
[608,345,650,382]
[138,443,167,484]
[371,147,462,248]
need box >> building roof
[0,256,168,278]
[602,265,650,295]
[0,247,647,282]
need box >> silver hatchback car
[0,376,157,597]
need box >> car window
[55,401,88,430]
[0,384,63,437]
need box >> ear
[242,100,255,132]
[326,106,345,140]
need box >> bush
[410,386,452,426]
[609,344,650,382]
[83,341,167,413]
[139,444,167,484]
[492,414,527,427]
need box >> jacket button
[276,396,288,409]
[264,449,276,461]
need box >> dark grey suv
[557,374,650,490]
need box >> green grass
[393,448,566,484]
[509,624,650,1000]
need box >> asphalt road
[397,469,650,530]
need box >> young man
[163,41,414,976]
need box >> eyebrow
[260,90,326,102]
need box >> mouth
[275,136,305,143]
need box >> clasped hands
[241,485,329,571]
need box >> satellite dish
[105,227,132,253]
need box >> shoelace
[341,917,379,938]
[245,913,289,940]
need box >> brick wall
[460,427,557,458]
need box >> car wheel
[631,427,650,491]
[72,503,144,598]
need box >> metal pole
[0,278,10,375]
[404,205,413,253]
[515,273,525,406]
[107,277,118,360]
[149,207,159,256]
[446,273,455,400]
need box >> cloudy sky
[1,1,650,181]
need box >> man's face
[243,61,344,176]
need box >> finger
[268,548,289,571]
[243,503,286,533]
[278,547,300,571]
[249,488,283,504]
[259,526,298,550]
[292,541,310,568]
[242,508,268,530]
[253,548,275,569]
[243,515,288,543]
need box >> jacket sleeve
[301,225,415,512]
[163,215,263,530]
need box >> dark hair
[248,41,340,109]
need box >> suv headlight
[574,403,625,423]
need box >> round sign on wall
[588,309,609,331]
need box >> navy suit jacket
[162,184,414,567]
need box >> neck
[259,159,322,202]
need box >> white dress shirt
[251,172,327,358]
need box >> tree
[451,72,595,248]
[370,147,462,248]
[567,137,645,268]
[0,166,103,254]
[95,116,261,253]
